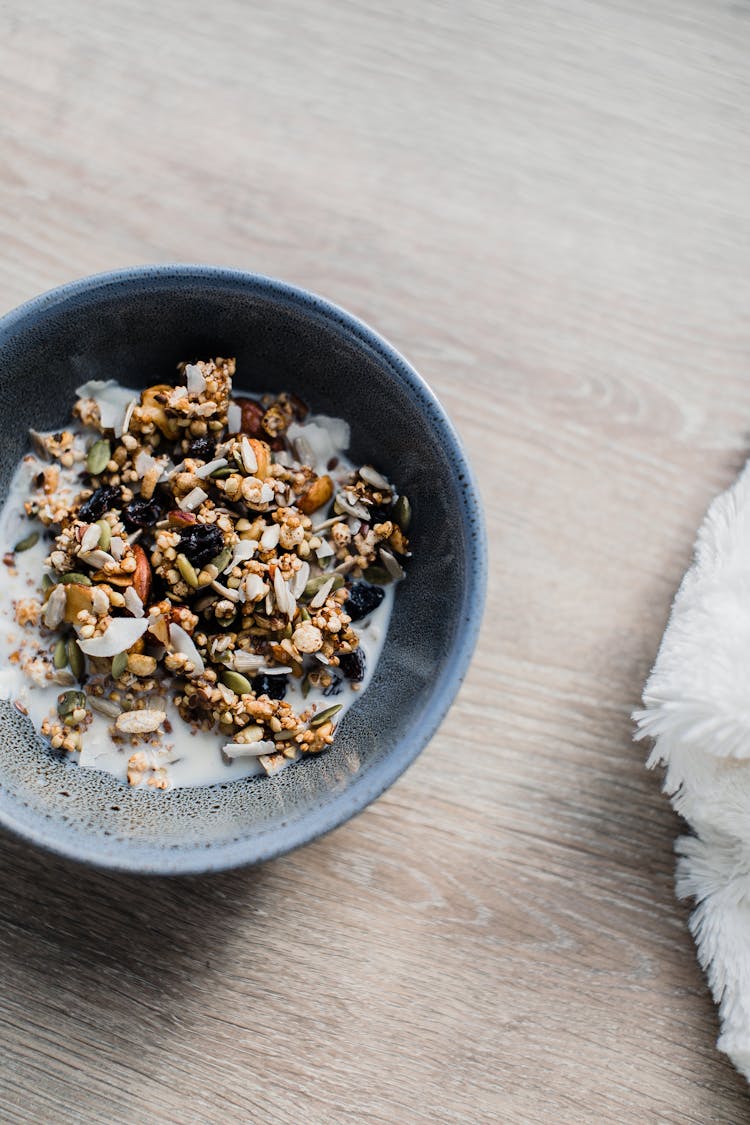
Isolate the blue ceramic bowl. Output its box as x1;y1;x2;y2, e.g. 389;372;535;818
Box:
0;266;486;874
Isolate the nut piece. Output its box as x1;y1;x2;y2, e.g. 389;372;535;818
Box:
62;583;97;624
247;438;271;480
139;385;180;439
131;544;152;602
115;709;166;734
298;475;333;515
237;398;265;436
127;653;157;677
292;622;323;653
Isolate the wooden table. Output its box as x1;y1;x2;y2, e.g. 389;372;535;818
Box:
1;1;749;1120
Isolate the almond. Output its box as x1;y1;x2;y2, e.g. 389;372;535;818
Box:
298;474;334;514
167;509;197;528
131;544;152;603
237;398;264;437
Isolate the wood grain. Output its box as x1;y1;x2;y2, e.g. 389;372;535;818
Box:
1;0;750;1120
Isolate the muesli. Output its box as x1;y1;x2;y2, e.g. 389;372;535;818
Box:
0;358;410;789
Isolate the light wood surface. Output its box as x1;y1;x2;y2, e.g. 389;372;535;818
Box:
1;1;750;1121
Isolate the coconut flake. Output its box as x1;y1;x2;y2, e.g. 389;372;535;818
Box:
210;579;241;603
287;416;350;471
232;650;265;673
75;380;134;435
359;464;391;490
178;486;208;512
168;385;188;407
229;539;258;571
134;450;158;478
43;585;67;629
240;436;257;474
316;539;335;561
260;483;275;504
109;536;126;561
168;622;205;675
194;458;228;479
227;402;242;433
222;740;276;760
122;399;136;435
124;586;144;618
77;617;149;658
184;364;206;394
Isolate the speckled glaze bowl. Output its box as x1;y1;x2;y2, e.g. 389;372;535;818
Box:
0;266;486;874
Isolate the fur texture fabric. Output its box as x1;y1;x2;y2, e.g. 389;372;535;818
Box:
635;461;750;1081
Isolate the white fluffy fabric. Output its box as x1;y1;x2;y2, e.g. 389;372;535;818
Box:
635;461;750;1081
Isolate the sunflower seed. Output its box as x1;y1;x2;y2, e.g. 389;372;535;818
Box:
291;561;310;599
240;435;257;474
176;553;200;588
210;579;241;602
393;494;411;531
89;696;122;719
310;704;343;728
312;515;340;533
43;584;67;628
309;575;336;609
358;464;391;490
111;651;128;679
53;637;68;669
379;546;406;581
57;690;86;718
14;530;39;552
80;524;101;553
61;572;92;586
86;439;111;476
334;494;370;520
260;523;281;551
67;638;85;680
221;670;253;695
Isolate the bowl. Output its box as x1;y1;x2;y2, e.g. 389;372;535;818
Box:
0;266;486;874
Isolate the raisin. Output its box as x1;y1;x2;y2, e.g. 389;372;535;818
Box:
122;497;162;530
339;648;366;682
78;485;122;522
251;673;288;700
344;582;385;622
187;435;215;462
178;523;224;567
322;675;344;697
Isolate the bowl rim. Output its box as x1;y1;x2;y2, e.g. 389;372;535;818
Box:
0;264;488;875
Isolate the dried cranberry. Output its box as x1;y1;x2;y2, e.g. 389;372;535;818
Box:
187;435;215;462
251;673;288;700
339;649;366;682
344;582;385;621
78;485;122;522
122;497;162;530
178;523;224;567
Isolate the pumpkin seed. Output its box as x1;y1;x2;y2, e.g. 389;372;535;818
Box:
300;607;311;622
176;553;199;588
210;547;233;574
210;466;234;479
393;494;411;532
310;704;343;728
53;637;68;669
301;674;311;698
41;574;54;592
303;572;344;599
221;669;253;695
362;565;392;585
14;530;39;552
96;519;111;551
111;651;128;679
86;438;111;476
61;572;92;586
57;690;86;718
67;637;85;680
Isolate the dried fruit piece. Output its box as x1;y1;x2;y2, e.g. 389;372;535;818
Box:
250;673;288;700
339;648;366;682
345;582;386;621
237;398;265;437
122;497;162;530
178;523;224;567
78;485;121;522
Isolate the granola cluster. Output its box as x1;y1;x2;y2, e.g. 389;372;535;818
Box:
9;358;411;788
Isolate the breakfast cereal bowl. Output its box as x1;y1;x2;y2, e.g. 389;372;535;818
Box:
0;266;486;874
